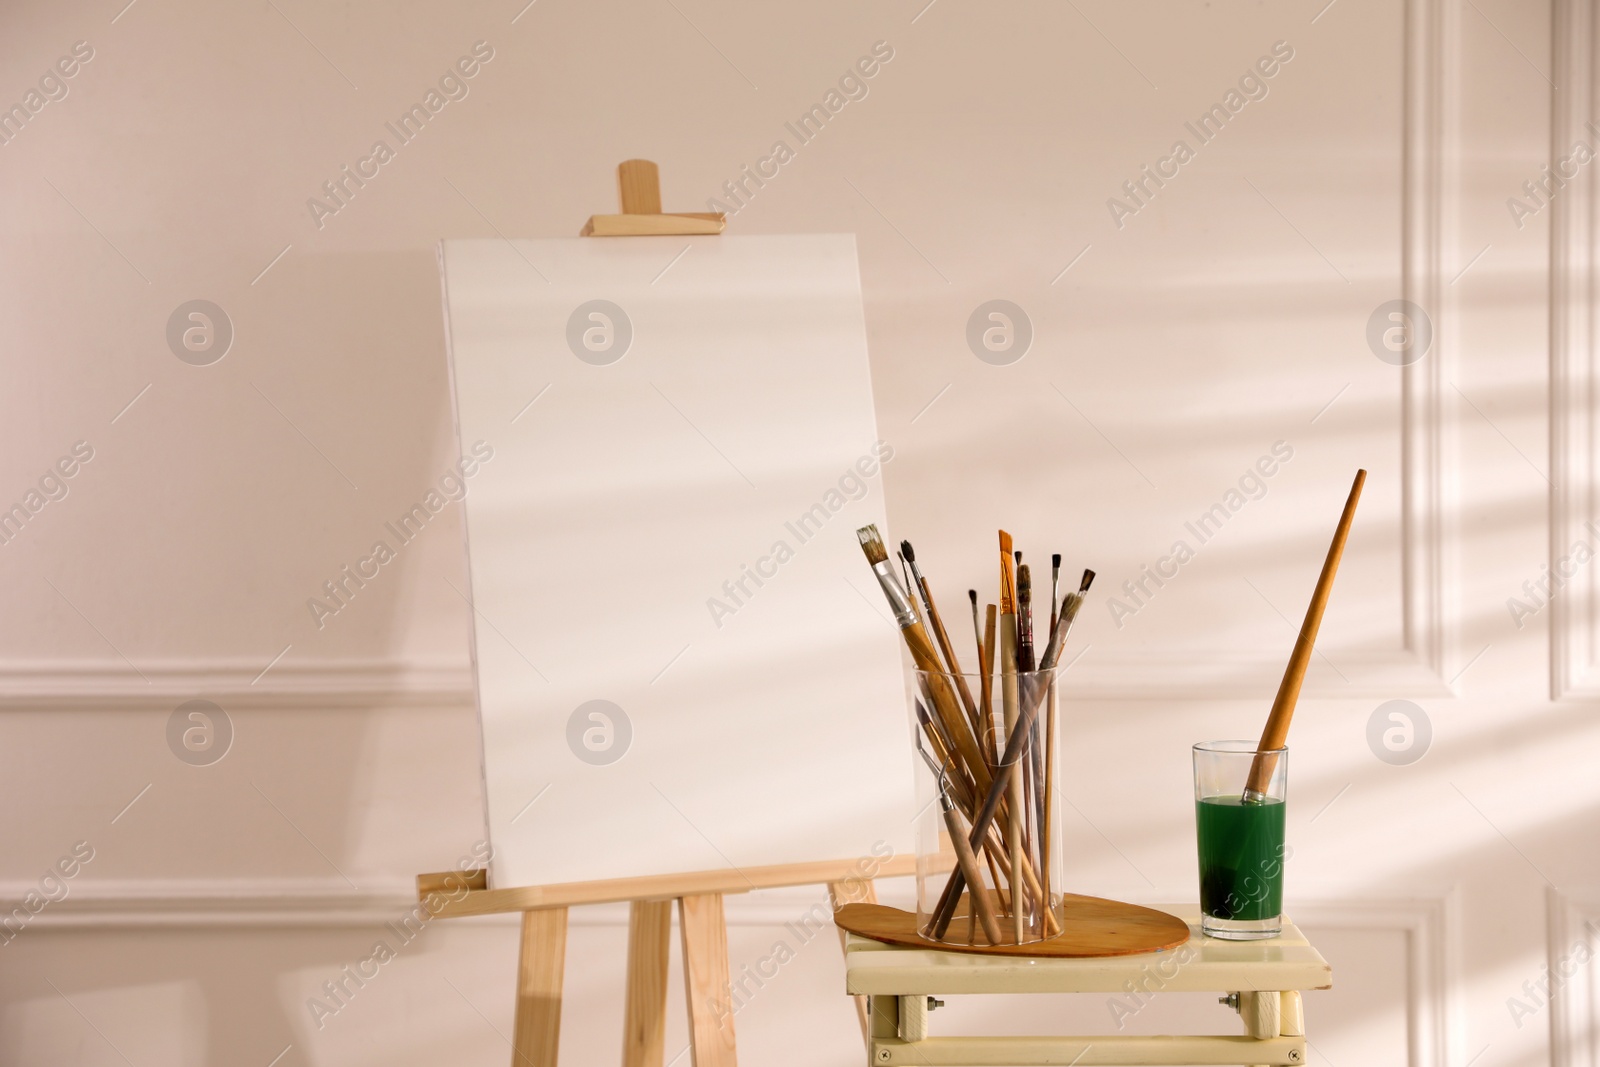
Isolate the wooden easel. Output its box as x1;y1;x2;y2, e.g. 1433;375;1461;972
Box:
424;162;906;1064
417;855;913;1066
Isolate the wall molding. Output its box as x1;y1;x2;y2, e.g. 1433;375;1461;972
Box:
1067;0;1459;701
6;880;1460;1067
1402;0;1460;696
0;0;1461;713
1551;0;1600;699
1549;887;1600;1067
0;659;474;710
1289;894;1460;1067
5;880;1462;1067
1061;649;1453;700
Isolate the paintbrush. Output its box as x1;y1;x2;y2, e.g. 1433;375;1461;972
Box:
997;532;1025;942
915;699;1017;912
904;540;985;758
1016;562;1043;880
1050;554;1061;637
1017;564;1035;671
1244;470;1366;800
982;604;998;760
1039;569;1095;670
857;526;992;792
897;550;920;621
938;766;1003;945
1037;564;1084;923
968;590;983;671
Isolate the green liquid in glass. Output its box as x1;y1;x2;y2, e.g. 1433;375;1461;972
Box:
1195;795;1286;922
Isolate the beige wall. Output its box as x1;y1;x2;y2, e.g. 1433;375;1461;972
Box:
0;0;1584;1064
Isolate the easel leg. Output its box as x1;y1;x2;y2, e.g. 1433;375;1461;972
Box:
622;899;672;1067
827;878;879;1047
511;908;568;1067
678;893;738;1067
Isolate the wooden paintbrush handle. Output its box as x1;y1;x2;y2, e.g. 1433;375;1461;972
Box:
904;621;993;793
1246;469;1366;796
942;803;1003;944
921;579;985;749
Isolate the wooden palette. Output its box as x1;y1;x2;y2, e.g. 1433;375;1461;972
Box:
835;896;1191;958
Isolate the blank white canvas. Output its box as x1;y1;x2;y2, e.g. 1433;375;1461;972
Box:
440;234;916;890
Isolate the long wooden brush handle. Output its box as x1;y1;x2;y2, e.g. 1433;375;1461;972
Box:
1245;469;1366;796
981;605;998;758
942;801;1003;944
904;620;993;793
920;578;986;759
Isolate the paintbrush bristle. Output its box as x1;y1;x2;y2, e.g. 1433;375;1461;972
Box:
1018;564;1031;598
1052;553;1061;570
968;589;977;606
856;524;888;565
999;530;1013;555
900;539;916;563
1080;569;1095;592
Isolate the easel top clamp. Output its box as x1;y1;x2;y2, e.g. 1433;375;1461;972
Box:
418;161;906;1067
579;159;725;236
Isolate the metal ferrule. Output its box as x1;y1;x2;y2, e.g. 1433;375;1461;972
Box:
871;560;918;627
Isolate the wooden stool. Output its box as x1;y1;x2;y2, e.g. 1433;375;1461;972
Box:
843;908;1331;1066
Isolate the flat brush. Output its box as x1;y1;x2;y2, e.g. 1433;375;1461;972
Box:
857;526;992;792
858;525;917;625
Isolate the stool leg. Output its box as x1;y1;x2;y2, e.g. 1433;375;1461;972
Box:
866;995;899;1066
1239;989;1281;1067
1240;990;1282;1038
1281;990;1305;1036
897;995;929;1041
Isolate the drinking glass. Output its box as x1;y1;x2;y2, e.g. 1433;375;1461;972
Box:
1193;739;1288;940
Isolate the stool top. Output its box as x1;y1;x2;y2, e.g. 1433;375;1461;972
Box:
844;908;1332;995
